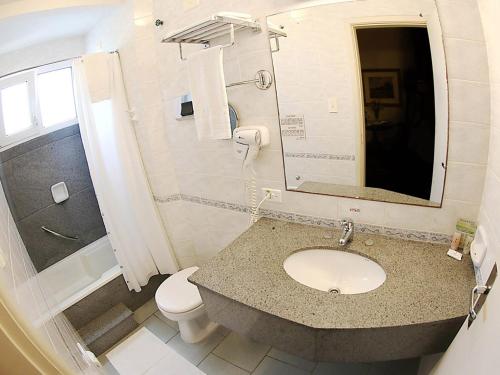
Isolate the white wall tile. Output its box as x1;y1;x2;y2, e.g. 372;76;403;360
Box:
448;122;490;164
448;79;490;124
436;0;485;41
443;162;486;203
444;38;489;82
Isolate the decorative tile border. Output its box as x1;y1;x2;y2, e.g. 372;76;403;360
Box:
154;194;451;245
383;228;429;242
356;223;383;236
153;194;181;203
284;152;355;161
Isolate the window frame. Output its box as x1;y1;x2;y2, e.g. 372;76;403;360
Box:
0;60;78;150
0;70;40;147
36;60;78;132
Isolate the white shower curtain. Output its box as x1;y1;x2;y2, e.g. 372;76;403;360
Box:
72;52;178;292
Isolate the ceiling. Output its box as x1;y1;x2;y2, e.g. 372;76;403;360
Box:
0;3;120;54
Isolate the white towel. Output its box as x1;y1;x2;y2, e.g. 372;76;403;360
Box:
187;46;231;140
81;53;111;103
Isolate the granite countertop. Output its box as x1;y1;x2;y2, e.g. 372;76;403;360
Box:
189;218;475;330
297;181;441;207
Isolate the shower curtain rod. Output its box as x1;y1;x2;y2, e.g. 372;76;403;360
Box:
0;50;119;80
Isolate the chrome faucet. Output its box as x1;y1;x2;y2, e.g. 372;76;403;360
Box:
338;219;354;246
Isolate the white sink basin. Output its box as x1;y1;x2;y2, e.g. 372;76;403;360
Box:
283;249;386;294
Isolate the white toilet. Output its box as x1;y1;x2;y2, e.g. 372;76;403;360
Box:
155;266;218;343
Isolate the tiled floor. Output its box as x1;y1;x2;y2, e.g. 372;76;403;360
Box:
99;299;420;375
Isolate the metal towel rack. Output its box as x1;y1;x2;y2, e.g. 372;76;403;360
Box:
41;226;79;241
161;14;261;60
161;13;287;57
161;14;277;90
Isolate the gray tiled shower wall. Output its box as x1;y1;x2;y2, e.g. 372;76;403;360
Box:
0;124;106;272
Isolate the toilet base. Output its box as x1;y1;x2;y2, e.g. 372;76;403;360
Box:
179;315;219;343
158;305;219;344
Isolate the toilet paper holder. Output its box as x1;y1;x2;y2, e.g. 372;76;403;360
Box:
468;264;497;327
469;284;491;324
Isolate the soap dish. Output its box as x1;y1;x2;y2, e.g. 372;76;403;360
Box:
51;182;69;204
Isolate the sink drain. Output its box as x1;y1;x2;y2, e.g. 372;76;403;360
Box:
328;287;341;294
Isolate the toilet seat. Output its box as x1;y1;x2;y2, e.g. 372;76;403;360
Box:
155;266;202;314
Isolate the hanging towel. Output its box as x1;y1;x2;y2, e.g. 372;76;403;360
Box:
81;53;111;103
187;46;231;140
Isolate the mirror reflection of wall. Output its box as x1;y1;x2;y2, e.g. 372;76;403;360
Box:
270;0;447;207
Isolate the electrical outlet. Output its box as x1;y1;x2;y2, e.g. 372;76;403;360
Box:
262;188;282;203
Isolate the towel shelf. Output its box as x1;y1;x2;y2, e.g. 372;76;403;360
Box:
162;13;287;60
162;14;261;60
162;14;261;45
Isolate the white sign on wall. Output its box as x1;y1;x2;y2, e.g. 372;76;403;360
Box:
280;114;306;140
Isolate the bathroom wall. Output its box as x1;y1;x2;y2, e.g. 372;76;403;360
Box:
85;0;490;268
0;125;107;271
0;35;86;77
425;0;500;374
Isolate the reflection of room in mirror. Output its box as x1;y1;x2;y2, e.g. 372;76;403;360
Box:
269;0;447;207
358;27;435;202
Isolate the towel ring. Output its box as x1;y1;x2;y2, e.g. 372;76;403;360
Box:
226;70;273;90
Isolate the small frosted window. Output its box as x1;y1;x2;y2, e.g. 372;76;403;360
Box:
1;82;33;136
38;68;76;128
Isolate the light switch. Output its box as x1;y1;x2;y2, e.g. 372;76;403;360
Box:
183;0;200;10
328;97;338;113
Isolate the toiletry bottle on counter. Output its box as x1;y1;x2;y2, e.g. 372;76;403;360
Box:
462;235;474;255
455;218;477;254
450;232;461;251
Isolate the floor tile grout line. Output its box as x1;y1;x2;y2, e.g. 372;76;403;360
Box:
310;361;320;374
164;331;179;344
249;346;273;374
197;329;246;369
195;343;215;367
191;328;231;367
263;354;316;374
137;307;159;324
139;349;173;375
209;352;251;373
153;310;180;332
210;328;229;354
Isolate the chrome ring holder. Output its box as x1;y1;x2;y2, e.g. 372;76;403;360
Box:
468;284;492;324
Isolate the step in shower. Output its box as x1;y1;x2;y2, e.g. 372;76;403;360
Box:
78;303;138;356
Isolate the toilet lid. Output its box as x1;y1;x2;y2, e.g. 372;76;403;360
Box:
155;267;202;314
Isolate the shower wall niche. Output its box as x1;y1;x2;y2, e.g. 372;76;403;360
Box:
0;124;106;271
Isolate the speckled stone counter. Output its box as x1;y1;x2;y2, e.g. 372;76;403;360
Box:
297;181;440;207
189;218;476;362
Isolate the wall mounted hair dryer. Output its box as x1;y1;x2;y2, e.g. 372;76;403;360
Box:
233;126;270;165
233;126;271;223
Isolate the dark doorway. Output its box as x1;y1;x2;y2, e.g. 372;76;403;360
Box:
357;27;435;200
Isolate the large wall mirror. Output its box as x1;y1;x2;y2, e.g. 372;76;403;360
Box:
269;0;448;207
